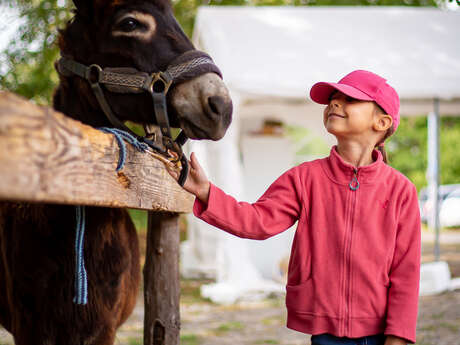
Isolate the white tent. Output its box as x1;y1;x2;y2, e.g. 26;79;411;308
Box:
194;6;460;101
182;6;460;303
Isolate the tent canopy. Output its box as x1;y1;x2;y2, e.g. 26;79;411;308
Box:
194;7;460;100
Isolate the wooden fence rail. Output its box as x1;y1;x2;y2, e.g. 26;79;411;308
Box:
0;91;193;213
0;91;194;345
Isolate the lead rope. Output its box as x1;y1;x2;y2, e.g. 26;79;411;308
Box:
98;127;150;171
73;127;153;305
74;205;87;305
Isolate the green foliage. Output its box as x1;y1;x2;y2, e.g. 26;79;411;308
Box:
1;0;436;104
285;124;330;163
0;0;74;104
127;209;148;232
388;116;460;192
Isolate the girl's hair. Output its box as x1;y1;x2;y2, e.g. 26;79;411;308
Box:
374;103;395;164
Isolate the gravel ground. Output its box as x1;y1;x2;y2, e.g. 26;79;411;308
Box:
1;231;459;345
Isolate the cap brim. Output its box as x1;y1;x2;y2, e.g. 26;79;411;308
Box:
309;82;374;104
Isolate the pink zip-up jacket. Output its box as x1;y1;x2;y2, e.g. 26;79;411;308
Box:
194;146;421;343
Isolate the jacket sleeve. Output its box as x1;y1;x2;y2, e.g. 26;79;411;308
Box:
384;184;421;344
193;166;302;240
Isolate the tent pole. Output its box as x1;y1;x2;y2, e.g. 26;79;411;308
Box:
427;98;440;261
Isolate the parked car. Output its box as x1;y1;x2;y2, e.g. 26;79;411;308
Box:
439;188;460;228
419;184;460;226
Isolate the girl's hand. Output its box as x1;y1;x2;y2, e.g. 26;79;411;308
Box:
166;152;210;203
384;335;407;345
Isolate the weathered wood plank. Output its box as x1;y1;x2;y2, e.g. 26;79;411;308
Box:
144;212;181;345
0;91;194;213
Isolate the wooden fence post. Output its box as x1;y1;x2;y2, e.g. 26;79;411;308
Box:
144;211;181;345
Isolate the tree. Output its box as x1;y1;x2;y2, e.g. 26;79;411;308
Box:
0;0;73;104
3;0;456;195
388;116;460;192
1;0;436;104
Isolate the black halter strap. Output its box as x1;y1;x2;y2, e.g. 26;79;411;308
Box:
57;50;222;186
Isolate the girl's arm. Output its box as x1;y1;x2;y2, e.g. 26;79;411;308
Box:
167;152;302;240
384;184;421;344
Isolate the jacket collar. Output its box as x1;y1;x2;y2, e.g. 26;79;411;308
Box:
322;145;384;185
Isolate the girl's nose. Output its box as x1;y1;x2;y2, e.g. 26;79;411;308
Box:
331;99;341;108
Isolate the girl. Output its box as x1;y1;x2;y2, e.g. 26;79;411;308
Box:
167;70;421;345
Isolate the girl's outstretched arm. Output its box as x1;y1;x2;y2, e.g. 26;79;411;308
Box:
166;152;210;203
167;151;302;240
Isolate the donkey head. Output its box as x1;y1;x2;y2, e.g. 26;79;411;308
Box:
55;0;232;140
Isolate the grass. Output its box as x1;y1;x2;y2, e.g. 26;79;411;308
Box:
214;321;244;334
127;337;142;345
253;340;280;344
125;334;200;345
439;321;460;332
180;278;214;305
180;334;200;345
261;316;284;326
431;311;445;319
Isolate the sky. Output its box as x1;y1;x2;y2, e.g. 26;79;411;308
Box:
0;6;21;76
0;6;20;50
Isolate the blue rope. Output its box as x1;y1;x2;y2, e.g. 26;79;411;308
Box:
74;205;87;305
73;128;150;305
98;127;149;171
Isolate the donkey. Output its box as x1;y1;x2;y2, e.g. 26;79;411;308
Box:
0;1;232;344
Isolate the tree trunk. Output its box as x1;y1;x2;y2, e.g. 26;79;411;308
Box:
144;212;181;345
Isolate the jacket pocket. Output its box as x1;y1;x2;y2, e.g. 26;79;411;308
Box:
286;277;314;312
286;276;340;317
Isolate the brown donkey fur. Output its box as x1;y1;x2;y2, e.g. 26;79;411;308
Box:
0;1;232;344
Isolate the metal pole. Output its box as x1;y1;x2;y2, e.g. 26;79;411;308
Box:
427;98;441;261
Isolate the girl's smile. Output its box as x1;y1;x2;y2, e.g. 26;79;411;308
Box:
327;112;346;119
323;90;378;140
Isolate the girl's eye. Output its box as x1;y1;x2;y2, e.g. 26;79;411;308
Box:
346;96;357;102
118;18;140;32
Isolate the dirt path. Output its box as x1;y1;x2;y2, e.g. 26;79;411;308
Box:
1;289;458;345
115;233;460;345
1;232;459;345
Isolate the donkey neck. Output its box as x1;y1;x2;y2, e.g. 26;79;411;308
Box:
53;77;114;128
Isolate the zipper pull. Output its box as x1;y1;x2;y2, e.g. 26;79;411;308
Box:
349;168;360;191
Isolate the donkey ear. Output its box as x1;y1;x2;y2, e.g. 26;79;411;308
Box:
72;0;93;19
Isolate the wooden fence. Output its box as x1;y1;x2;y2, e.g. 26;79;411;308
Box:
0;91;194;345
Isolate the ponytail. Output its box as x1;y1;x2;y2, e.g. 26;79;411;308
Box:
376;125;395;164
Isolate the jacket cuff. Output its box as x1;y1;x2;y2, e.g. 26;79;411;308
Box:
384;328;415;344
193;182;216;217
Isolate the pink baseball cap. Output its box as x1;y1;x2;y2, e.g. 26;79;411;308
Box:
310;70;400;130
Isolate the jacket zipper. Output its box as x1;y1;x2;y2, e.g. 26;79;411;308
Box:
344;168;359;334
349;168;360;191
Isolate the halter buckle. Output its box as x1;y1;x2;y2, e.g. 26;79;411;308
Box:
150;72;173;94
86;64;103;85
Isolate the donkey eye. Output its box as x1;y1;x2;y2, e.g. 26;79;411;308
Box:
118;18;140;32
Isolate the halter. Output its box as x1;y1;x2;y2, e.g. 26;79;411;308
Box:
57;50;222;186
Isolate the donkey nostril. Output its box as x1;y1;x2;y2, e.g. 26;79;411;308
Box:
207;96;225;116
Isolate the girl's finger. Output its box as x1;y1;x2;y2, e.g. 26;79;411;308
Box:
190;152;202;171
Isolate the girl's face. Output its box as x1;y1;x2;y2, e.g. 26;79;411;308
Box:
323;91;380;140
